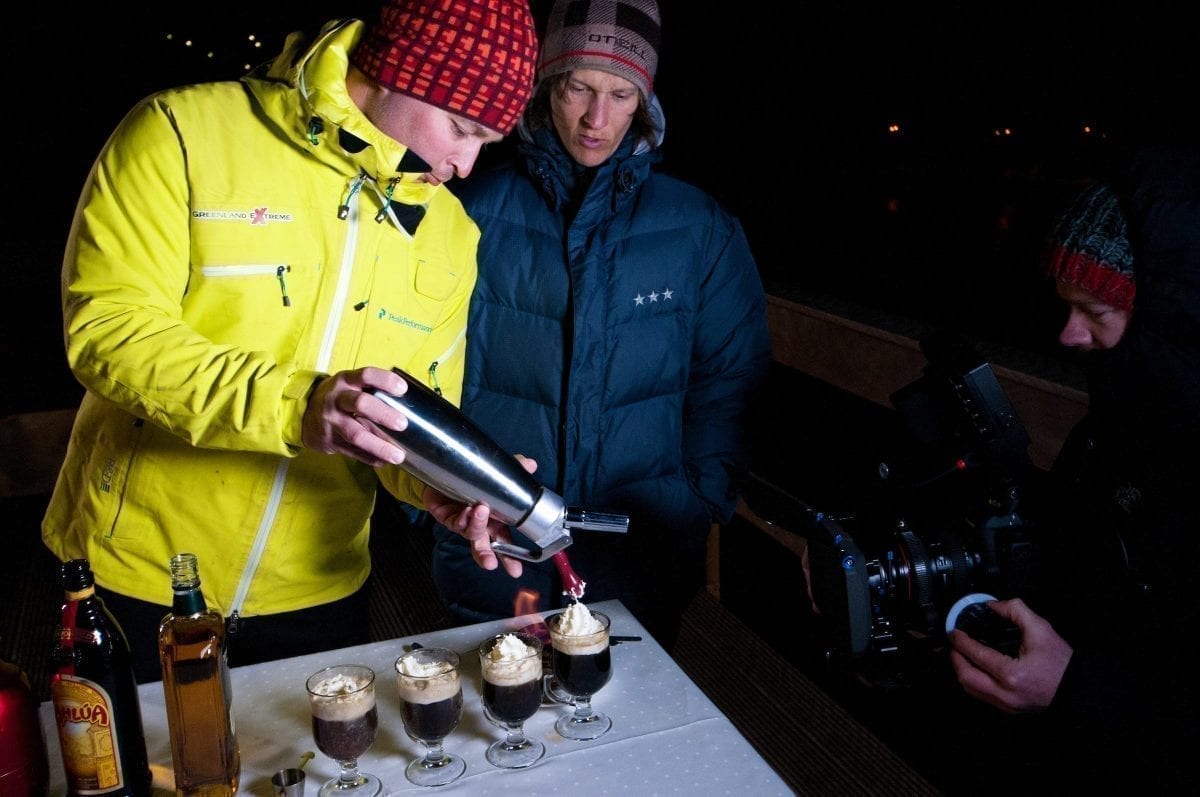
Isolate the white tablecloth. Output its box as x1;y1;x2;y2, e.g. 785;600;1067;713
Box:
41;599;792;795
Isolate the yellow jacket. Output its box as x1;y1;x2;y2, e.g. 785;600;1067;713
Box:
43;20;476;618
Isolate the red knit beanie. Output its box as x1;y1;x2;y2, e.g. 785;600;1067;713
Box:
351;0;538;136
1043;182;1136;312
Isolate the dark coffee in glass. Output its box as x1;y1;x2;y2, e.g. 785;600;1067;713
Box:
483;677;543;723
312;705;378;760
399;692;463;743
551;646;612;696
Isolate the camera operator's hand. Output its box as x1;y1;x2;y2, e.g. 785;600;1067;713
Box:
949;597;1073;714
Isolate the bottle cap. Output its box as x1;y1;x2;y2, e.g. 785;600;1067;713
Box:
169;552;201;590
60;558;94;592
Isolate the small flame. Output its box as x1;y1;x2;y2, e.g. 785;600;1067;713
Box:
512;587;551;670
513;587;541;621
512;588;548;637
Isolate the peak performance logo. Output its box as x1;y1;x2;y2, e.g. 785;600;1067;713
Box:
377;307;433;333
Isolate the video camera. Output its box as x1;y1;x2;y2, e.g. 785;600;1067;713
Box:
781;333;1039;686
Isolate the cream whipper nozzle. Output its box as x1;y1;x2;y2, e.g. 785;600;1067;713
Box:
368;368;629;563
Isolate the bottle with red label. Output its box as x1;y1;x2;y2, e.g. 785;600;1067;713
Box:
50;558;151;797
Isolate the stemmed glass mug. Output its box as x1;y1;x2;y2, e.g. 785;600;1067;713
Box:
305;664;383;797
547;609;613;740
395;647;466;787
478;632;546;768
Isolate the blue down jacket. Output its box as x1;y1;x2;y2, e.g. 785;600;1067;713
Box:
428;124;771;639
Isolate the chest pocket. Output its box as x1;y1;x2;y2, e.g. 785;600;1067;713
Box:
412;254;463;301
184;220;321;355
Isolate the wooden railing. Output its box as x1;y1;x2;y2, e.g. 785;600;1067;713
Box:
765;294;1087;472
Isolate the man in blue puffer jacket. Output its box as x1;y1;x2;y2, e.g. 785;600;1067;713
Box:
425;0;772;648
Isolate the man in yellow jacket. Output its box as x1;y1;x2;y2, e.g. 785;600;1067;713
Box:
43;0;538;681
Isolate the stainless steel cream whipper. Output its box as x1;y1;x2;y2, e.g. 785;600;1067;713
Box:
367;369;629;571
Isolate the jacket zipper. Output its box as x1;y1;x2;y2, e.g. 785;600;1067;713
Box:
428;330;466;396
200;263;291;306
317;185;364;369
229;185;364;629
365;179;414;239
227;458;289;635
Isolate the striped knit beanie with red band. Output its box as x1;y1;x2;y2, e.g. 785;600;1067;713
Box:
1043;182;1136;312
538;0;661;100
351;0;538;136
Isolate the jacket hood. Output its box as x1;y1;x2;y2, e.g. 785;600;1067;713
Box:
242;18;439;207
1088;144;1200;461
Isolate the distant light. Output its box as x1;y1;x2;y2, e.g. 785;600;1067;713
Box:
255;41;263;48
887;122;902;136
248;34;257;42
206;51;215;59
185;39;194;47
165;33;174;41
992;127;1013;137
1083;125;1093;135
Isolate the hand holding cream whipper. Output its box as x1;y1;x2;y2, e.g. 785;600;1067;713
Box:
369;368;628;596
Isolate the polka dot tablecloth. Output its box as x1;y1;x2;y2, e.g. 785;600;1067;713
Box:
41;600;792;795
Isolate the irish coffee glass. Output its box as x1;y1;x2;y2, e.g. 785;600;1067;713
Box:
478;632;546;768
547;610;613;741
305;664;382;797
395;647;466;786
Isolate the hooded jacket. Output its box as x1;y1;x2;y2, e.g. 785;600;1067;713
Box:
428;117;771;633
43;19;477;619
1036;143;1200;787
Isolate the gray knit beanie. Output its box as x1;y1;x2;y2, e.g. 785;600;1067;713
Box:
537;0;661;99
1043;182;1136;312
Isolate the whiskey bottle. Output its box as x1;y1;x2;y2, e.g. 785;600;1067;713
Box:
158;553;240;796
50;558;151;797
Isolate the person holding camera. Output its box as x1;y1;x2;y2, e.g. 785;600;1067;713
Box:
948;144;1200;788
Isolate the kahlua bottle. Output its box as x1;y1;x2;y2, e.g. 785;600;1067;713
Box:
50;558;151;797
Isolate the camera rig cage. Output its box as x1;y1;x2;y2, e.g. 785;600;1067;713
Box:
765;332;1039;680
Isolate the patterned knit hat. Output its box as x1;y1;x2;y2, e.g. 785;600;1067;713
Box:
538;0;661;99
351;0;539;136
1043;182;1136;312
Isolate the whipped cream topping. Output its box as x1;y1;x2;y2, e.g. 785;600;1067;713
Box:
481;633;541;685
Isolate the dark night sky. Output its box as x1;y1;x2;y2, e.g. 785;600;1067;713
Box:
4;4;1194;415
